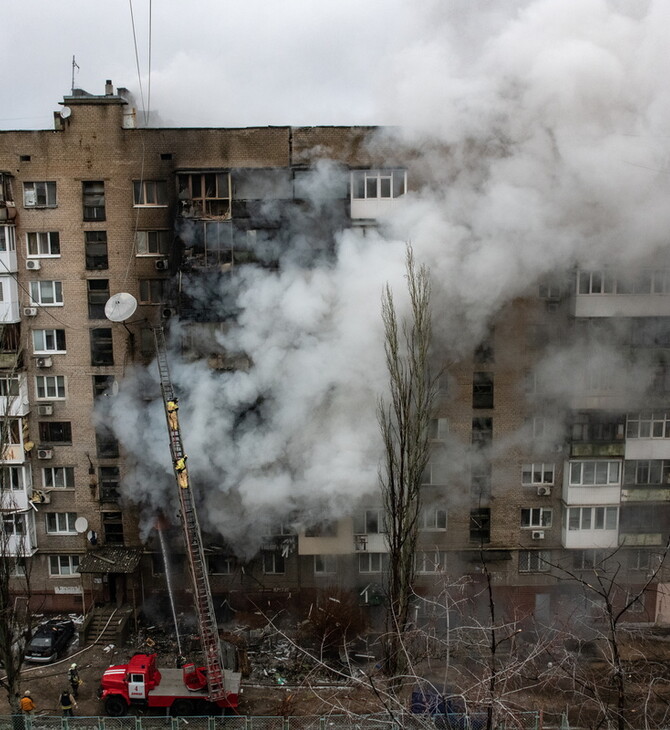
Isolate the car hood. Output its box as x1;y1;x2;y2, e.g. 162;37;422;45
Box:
101;664;127;691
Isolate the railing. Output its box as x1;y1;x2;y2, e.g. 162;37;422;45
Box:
0;711;541;730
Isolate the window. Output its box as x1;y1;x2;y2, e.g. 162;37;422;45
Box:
305;521;337;537
569;461;621;486
0;376;19;397
35;375;66;399
0;225;16;252
90;328;114;365
262;551;285;574
474;333;495;364
1;466;25;491
136;230;170;256
354;509;384;535
39;421;72;443
473;372;494;409
428;418;449;440
133;180;168;206
82;181;105;221
30;280;63;306
522;463;555;485
96;429;119;458
2;513;25;535
471;463;492;499
571;417;625;442
4;419;21;445
359;552;385;573
208;554;236;574
626;412;670;439
10;558;26;577
33;329;66;353
415;550;447;574
93;375;116;398
470;508;491;543
139;279;165;304
572;550;608;571
351;170;406;199
43;467;74;489
49;555;79;576
576;270;616;294
521;508;552;528
568;506;618;531
420;507;447;530
87;279;109;319
46;512;77;534
624;460;670;486
85;231;108;270
314;555;337;574
519;550;550;573
177;172;231;216
99;466;120;501
530;416;546;439
472;417;493;447
102;512;124;544
26;231;60;257
629;549;652;571
23;181;56;208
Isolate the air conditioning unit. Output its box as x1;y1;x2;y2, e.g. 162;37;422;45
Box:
35;356;53;368
531;530;545;540
26;259;41;270
37;447;53;460
537;486;552;497
37;403;54;416
23;307;38;317
154;259;169;271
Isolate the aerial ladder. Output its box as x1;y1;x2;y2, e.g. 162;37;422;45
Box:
152;326;228;702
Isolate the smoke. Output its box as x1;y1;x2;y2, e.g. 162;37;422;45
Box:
106;0;670;556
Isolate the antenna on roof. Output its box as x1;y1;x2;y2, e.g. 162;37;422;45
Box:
71;55;80;94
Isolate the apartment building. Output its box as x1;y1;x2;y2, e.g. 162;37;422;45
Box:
0;81;667;629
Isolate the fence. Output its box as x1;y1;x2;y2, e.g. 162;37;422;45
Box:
0;712;541;730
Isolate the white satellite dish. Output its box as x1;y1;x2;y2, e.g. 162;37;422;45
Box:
60;106;72;119
74;516;89;534
105;292;138;322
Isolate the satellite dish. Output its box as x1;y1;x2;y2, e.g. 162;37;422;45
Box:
105;292;138;322
60;106;72;119
74;517;89;534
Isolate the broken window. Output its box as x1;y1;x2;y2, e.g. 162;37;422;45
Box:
87;279;110;319
304;521;337;537
102;512;124;544
23;181;57;208
90;328;114;366
208;554;236;574
139;279;165;304
262;550;285;574
473;372;494;409
42;466;75;489
96;428;119;458
85;231;108;270
470;508;491;543
93;375;116;399
177;172;230;217
472;417;493;448
82;181;105;221
99;466;120;501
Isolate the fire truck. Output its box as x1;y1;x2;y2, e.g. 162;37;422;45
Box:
99;328;241;716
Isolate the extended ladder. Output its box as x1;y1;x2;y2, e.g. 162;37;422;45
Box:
153;327;228;702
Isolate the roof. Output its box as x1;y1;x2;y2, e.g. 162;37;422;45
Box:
77;547;143;574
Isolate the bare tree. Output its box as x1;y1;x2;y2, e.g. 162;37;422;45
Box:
378;245;438;682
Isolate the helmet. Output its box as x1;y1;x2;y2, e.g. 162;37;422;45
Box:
70;663;77;669
23;691;30;696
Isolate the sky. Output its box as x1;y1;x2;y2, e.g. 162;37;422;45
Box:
8;0;670;551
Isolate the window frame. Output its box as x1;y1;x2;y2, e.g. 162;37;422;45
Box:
38;421;72;444
33;329;66;354
23;181;57;208
351;169;406;200
415;550;447;574
133;180;168;207
29;280;63;306
26;231;60;258
420;507;447;531
85;231;109;270
519;550;550;573
522;463;555;486
358;552;384;574
262;550;285;575
49;555;80;576
313;554;337;574
569;460;621;487
135;230;170;256
82;180;106;221
45;512;77;534
520;507;553;528
35;374;66;400
42;466;75;489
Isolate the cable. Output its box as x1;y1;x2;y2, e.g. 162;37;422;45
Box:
128;0;147;126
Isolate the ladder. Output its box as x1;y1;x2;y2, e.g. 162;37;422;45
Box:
153;327;228;702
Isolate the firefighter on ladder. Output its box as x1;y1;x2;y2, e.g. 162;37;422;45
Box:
175;455;189;489
166;398;179;431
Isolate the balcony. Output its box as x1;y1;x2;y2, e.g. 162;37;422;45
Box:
0;225;17;272
572;269;670;318
0;275;20;323
620;532;663;546
353;533;387;552
1;510;37;556
621;488;670;502
563;460;622;505
350;170;406;222
0;375;30;417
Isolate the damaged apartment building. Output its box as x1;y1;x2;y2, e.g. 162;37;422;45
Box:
0;80;668;633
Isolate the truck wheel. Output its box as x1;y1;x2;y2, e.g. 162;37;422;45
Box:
105;696;128;717
171;699;195;716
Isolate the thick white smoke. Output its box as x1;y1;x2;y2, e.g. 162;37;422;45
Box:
107;0;670;555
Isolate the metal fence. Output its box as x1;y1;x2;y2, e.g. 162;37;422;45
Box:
0;712;541;730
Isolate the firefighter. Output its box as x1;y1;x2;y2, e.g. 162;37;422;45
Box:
59;688;77;717
175;456;189;489
166;399;179;431
68;663;81;699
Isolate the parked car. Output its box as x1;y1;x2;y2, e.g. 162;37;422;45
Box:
24;619;75;663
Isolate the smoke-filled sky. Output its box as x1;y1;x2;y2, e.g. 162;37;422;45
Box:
25;0;670;552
